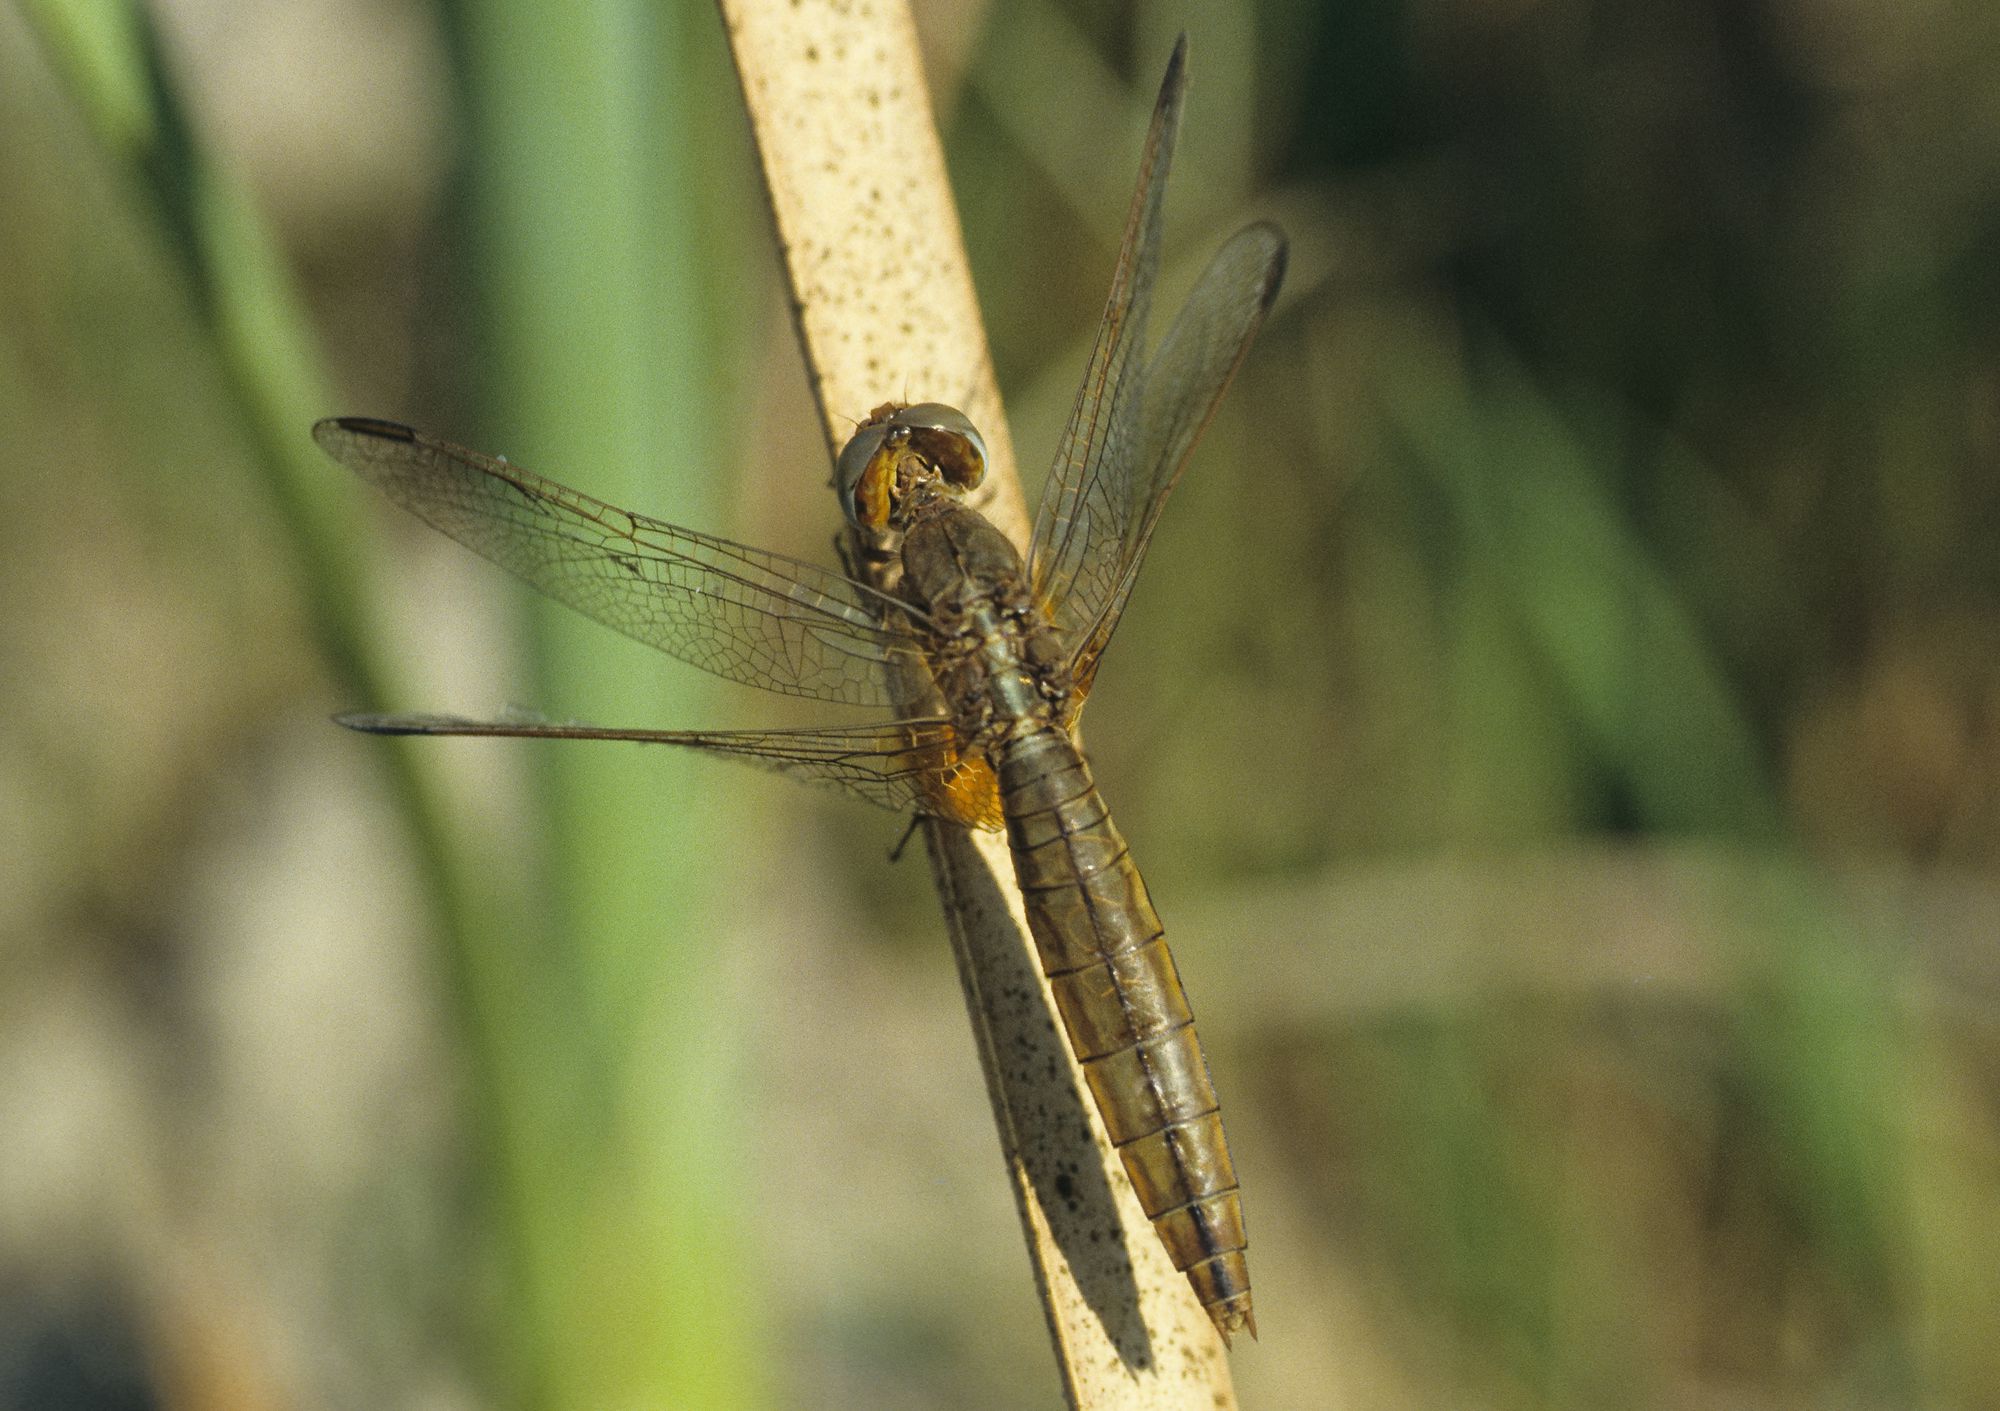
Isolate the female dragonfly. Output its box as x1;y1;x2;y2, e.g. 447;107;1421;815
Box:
317;40;1284;1342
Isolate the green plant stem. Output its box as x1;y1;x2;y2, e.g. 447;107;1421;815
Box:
20;3;575;1406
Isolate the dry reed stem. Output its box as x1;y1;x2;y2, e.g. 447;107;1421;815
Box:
716;2;1238;1403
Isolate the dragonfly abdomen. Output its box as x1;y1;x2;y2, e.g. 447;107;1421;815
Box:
996;726;1254;1341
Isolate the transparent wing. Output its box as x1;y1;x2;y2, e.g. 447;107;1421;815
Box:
1024;40;1286;704
1025;38;1184;643
1063;221;1286;701
335;712;1003;829
315;417;929;709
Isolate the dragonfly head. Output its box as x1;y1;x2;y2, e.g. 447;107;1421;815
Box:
837;402;988;531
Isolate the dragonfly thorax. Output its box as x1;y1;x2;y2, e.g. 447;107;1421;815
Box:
899;502;1073;747
836;401;988;531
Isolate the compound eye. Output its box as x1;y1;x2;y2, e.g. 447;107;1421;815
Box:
895;403;987;492
835;422;895;529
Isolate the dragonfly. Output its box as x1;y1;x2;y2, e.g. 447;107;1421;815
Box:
316;38;1284;1343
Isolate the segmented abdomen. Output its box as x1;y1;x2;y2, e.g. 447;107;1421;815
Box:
995;726;1253;1340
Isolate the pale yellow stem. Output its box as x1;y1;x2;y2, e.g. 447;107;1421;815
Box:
715;2;1239;1404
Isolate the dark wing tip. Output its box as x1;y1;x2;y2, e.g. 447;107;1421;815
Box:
313;416;418;450
1209;221;1289;319
1158;34;1189;115
1244;221;1289;312
333;711;439;735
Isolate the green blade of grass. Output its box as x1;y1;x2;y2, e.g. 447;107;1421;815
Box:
17;2;759;1405
435;1;761;1406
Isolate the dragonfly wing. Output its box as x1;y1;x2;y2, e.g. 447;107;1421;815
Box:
336;712;1003;829
1025;38;1182;647
315;417;929;709
1063;220;1286;703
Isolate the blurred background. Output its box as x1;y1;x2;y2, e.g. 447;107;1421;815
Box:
4;0;1999;1407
